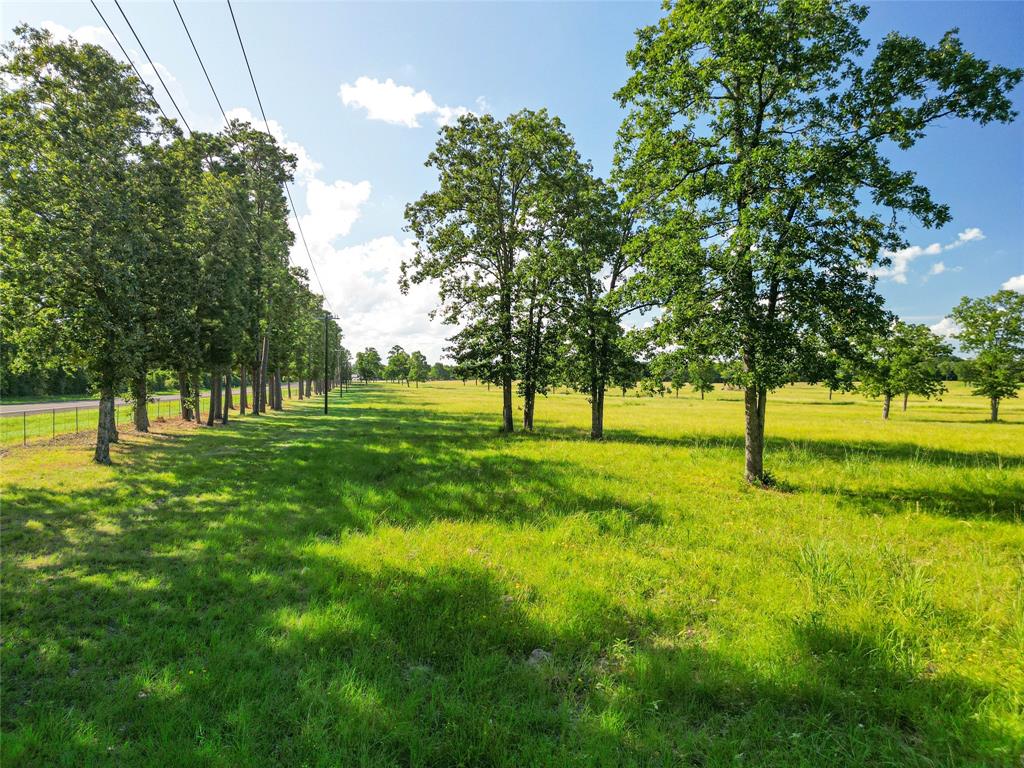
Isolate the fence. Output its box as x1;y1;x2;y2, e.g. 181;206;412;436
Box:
0;383;317;448
1;395;213;448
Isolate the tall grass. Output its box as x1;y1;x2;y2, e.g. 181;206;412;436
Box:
1;381;1021;766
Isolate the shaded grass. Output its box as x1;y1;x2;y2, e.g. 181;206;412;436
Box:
1;382;1022;767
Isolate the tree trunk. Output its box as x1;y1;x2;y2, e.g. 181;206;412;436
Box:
275;367;283;410
253;364;261;414
178;370;193;421
591;385;605;440
701;390;705;400
221;371;230;425
109;395;119;444
882;394;891;420
828;387;833;401
133;373;149;432
902;392;909;412
240;367;247;415
95;387;116;464
744;386;767;484
259;335;270;413
288;378;292;399
501;375;514;433
193;374;202;424
991;396;999;422
523;389;534;431
207;370;219;426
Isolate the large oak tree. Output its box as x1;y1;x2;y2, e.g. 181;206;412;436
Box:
1;27;163;462
403;110;584;433
614;0;1022;483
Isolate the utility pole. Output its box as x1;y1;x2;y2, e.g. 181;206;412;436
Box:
324;310;338;414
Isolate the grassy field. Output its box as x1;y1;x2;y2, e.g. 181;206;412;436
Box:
2;381;1022;767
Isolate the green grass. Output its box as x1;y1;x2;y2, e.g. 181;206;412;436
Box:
2;382;1022;767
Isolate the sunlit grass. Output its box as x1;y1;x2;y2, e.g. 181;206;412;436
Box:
2;381;1022;766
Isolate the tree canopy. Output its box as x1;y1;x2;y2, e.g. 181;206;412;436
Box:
613;0;1021;482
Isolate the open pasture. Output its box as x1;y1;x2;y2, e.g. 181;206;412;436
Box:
2;382;1022;767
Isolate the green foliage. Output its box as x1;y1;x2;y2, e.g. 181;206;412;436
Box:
951;290;1024;415
1;25;338;446
688;358;718;398
612;0;1022;479
408;351;429;386
385;345;411;383
403;109;589;430
355;347;383;382
0;25;162;395
858;321;952;407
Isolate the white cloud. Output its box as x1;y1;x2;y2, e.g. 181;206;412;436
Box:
1003;274;1024;293
947;227;985;249
870;242;941;284
338;76;476;128
300;179;371;245
40;20;113;48
302;236;450;360
930;317;959;339
871;228;985;284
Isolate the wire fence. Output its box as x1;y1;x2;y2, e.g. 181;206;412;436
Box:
0;395;216;448
0;382;329;448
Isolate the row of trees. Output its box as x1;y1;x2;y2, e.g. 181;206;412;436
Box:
1;27;343;462
644;295;1024;423
401;1;1023;483
362;290;1024;425
353;346;454;386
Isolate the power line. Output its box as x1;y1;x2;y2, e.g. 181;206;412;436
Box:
171;0;304;283
171;0;228;124
225;0;270;132
112;0;192;135
88;0;171;124
224;0;335;315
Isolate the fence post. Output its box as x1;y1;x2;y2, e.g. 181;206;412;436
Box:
23;412;26;446
52;409;55;441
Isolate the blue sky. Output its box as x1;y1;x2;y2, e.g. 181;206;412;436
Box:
3;1;1022;360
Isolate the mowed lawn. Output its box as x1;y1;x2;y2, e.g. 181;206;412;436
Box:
1;382;1022;767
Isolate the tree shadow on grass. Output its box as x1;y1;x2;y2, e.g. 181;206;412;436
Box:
522;423;1023;522
828;483;1024;522
537;425;1022;468
1;389;1019;765
3;533;1015;767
